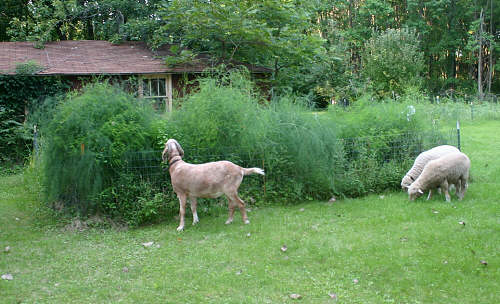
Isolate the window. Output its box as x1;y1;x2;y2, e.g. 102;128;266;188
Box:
139;74;172;112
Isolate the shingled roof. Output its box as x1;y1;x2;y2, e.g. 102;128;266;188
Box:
0;40;270;75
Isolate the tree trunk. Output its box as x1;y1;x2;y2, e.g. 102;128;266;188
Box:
487;0;493;94
478;8;483;100
449;0;456;87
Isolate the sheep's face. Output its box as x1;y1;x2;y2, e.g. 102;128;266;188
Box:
408;187;424;201
401;176;415;192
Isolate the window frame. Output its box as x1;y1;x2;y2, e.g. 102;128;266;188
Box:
138;74;173;112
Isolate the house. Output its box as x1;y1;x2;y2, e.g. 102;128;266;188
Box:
0;40;270;111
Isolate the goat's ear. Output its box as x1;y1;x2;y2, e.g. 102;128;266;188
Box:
174;140;184;157
161;143;169;162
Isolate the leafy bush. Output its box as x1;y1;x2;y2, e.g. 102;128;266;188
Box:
96;173;176;227
40;83;163;220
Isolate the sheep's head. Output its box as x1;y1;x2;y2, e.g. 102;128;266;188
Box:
408;187;424;201
401;176;415;192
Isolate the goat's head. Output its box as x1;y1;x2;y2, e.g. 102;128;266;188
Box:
162;139;184;162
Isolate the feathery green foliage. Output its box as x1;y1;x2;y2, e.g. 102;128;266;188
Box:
40;83;161;216
327;97;447;196
165;72;449;203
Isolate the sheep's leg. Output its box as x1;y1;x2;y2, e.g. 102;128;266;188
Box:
426;189;433;200
190;196;199;225
458;178;468;200
454;184;461;200
225;197;236;225
441;180;451;202
177;193;188;231
227;192;249;224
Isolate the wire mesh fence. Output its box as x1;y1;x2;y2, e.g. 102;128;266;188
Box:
117;127;459;191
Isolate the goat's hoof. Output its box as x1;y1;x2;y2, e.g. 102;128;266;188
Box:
192;220;199;226
225;219;233;225
176;226;184;232
244;219;250;225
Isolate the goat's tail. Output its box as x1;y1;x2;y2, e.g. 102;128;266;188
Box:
243;167;265;176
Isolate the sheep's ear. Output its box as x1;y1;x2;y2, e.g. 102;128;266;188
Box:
418;189;424;194
174;140;184;157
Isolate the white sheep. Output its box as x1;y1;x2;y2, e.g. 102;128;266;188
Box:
401;145;460;191
408;152;470;202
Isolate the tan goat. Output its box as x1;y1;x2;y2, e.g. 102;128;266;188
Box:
162;139;265;231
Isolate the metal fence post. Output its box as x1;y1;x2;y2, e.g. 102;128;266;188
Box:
457;120;461;151
33;124;39;161
262;158;266;197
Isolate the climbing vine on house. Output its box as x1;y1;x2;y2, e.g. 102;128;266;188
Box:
0;61;69;163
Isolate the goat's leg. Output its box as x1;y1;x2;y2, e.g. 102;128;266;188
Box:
190;196;199;225
225;197;236;225
227;192;249;224
177;193;187;231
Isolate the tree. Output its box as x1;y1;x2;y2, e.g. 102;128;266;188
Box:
3;0;498;96
0;0;30;41
151;0;327;99
7;0;161;45
362;28;424;97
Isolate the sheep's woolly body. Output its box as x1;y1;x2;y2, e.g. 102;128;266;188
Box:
408;152;470;201
401;145;460;189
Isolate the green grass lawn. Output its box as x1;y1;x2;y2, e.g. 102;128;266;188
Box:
1;120;500;303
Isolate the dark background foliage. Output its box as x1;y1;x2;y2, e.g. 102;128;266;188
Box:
0;62;69;163
2;0;498;102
